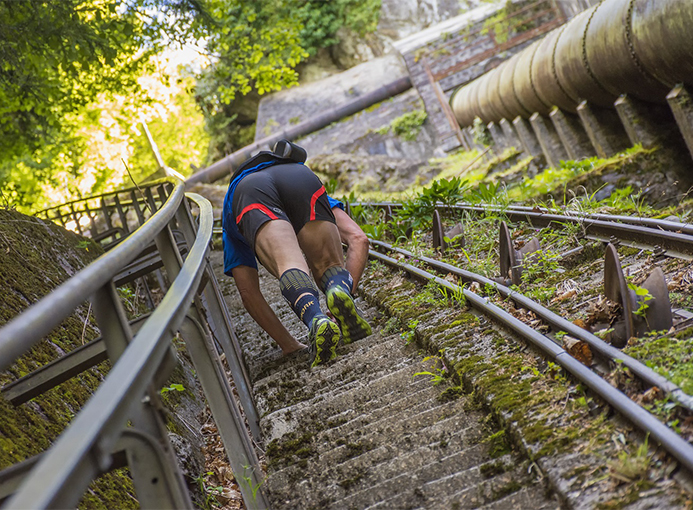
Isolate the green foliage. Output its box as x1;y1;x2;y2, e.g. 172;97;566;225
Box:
1;0;384;211
420;176;468;208
161;383;186;394
195;0;381;156
627;282;652;318
624;330;693;395
472;117;492;146
390;110;428;141
376;110;428;141
401;319;419;345
414;355;447;385
201;1;308;100
0;0;163;163
608;435;651;483
520;249;562;284
0;1;212;212
293;0;381;57
361;223;387;241
324;177;339;196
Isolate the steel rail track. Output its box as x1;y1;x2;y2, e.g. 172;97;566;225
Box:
367;247;693;476
370;239;693;411
356;201;693;259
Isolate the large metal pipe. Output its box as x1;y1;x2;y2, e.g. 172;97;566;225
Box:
187;76;412;185
631;0;693;89
497;52;531;119
513;40;551;116
450;0;693;128
586;0;668;100
532;24;576;112
554;5;616;108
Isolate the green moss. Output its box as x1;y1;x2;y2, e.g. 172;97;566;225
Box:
266;432;315;469
360;262;616;478
623;334;693;395
483;430;511;458
479;460;507;478
439;386;464;402
0;210;136;507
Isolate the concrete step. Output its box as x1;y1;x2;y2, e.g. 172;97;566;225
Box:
428;462;546;510
266;405;484;507
341;442;492;509
475;484;558;510
259;364;435;441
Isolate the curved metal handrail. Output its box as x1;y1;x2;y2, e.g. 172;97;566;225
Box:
0;180;267;509
4;191;211;507
37;177;174;218
0;179;185;370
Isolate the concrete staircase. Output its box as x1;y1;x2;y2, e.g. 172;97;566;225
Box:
212;254;558;509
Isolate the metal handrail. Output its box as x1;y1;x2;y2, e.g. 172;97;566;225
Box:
0;179;268;508
0;178;184;370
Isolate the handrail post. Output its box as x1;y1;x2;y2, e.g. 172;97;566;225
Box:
90;282;192;509
155;197;268;508
181;316;269;509
174;200;260;437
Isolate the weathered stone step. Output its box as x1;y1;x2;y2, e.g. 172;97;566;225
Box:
256;357;418;418
428;462;545;510
266;401;480;504
259;360;431;423
339;442;491;509
475;484;557;509
320;392;472;454
255;335;410;394
261;374;434;443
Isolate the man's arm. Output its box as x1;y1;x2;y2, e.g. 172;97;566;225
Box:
231;265;307;354
333;207;369;293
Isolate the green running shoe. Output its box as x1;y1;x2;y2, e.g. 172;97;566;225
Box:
308;315;341;367
326;286;372;344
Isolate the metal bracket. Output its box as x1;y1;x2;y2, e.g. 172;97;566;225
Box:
432;210;447;252
499;221;541;285
603;243;673;347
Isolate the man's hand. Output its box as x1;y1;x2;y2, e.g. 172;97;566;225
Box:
231;265;307;354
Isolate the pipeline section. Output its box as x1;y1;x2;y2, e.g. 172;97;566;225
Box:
450;0;693;126
187;76;412;186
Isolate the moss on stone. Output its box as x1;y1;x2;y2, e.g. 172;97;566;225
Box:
0;210;137;507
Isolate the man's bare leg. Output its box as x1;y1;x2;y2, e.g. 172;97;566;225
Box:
254;220;313;277
297;220;372;343
254;219;340;366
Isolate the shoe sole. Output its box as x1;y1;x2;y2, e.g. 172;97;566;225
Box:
311;319;341;367
326;287;372;344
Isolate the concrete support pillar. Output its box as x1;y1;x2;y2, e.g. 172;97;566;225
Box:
576;100;630;158
499;118;521;150
530;113;569;168
614;95;674;149
667;84;693;161
487;122;507;150
513;116;544;158
461;128;476;151
549;107;595;161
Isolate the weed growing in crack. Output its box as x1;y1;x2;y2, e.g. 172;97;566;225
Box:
401;320;419;345
414;355;448;385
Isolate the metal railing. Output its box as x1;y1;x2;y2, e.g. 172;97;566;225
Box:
0;176;268;508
